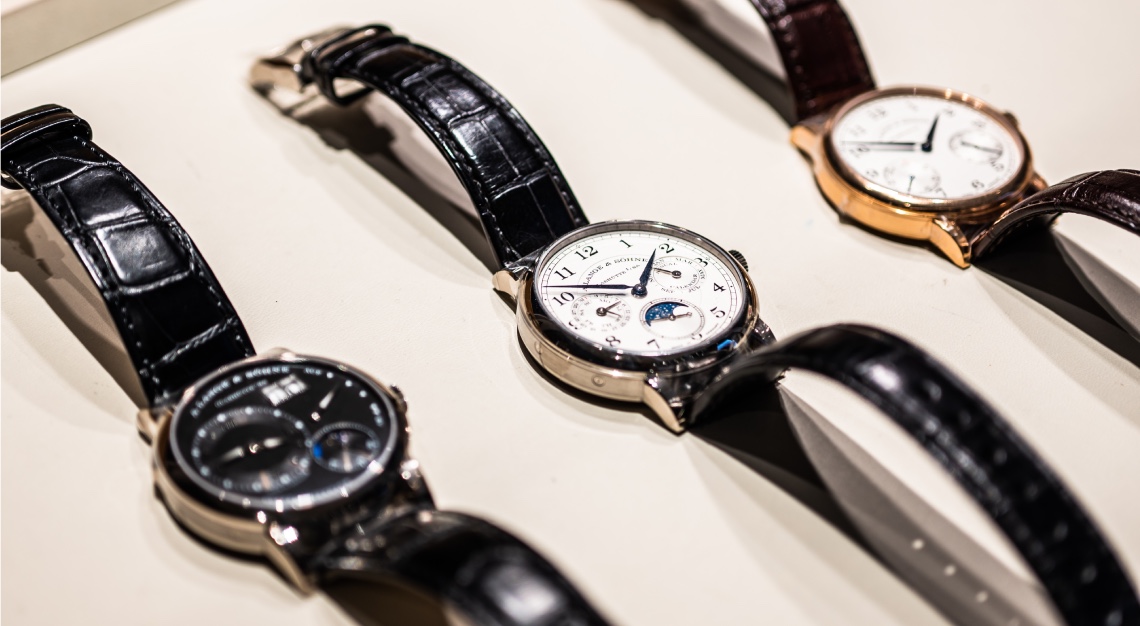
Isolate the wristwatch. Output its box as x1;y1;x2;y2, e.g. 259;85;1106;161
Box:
745;0;1140;268
0;104;610;626
250;25;1138;626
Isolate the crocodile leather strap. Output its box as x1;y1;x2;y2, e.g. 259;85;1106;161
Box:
693;324;1137;626
302;25;588;268
749;0;875;122
1;105;255;407
970;169;1140;259
316;508;610;626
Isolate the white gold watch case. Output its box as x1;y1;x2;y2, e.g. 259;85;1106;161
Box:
791;86;1048;268
138;349;418;593
493;220;772;434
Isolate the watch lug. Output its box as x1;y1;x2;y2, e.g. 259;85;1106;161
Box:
492;268;521;302
136;406;171;444
1002;110;1020;128
494;253;537;302
790;114;827;155
398;458;432;504
261;347;295;359
1028;171;1047;194
263;525;316;594
930;216;971;269
642;382;687;434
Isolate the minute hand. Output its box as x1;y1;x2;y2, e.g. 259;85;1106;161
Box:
547;284;638;290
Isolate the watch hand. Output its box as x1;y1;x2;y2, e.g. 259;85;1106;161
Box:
632;249;657;298
548;284;637;290
666;312;693;321
215;436;288;467
920;115;940;153
960;140;1001;154
653;267;683;278
318;387;338;410
843;141;919;152
595;301;623;318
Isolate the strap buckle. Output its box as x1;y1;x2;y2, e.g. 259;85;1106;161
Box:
248;25;391;112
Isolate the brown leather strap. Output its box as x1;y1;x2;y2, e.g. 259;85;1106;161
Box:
749;0;875;122
970;169;1140;259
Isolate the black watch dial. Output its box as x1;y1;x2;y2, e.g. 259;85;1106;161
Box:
167;357;402;512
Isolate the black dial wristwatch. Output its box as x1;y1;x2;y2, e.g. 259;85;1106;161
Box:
748;0;1140;268
0;103;610;626
250;25;1138;626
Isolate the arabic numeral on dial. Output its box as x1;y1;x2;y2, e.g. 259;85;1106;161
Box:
713;283;725;292
971;179;984;190
619;239;632;248
993;162;1006;172
646;338;658;348
552;292;574;306
553;266;576;280
865;168;879;179
659;243;675;253
574;246;598;260
605;336;621;346
694;257;708;266
868;107;886;120
710;306;726;318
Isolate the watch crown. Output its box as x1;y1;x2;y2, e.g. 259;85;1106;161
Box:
728;249;749;271
389;384;408;412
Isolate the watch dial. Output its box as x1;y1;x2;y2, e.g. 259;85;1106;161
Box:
534;222;747;357
830;93;1023;204
168;359;400;512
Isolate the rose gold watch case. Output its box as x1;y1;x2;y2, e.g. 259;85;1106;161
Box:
790;86;1046;268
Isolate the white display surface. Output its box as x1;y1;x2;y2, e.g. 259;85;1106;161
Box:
2;1;1139;625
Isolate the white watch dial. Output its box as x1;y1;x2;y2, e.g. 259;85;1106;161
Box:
535;223;746;357
830;93;1023;203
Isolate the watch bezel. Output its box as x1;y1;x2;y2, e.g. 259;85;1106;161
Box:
517;220;761;404
153;351;410;556
823;86;1034;214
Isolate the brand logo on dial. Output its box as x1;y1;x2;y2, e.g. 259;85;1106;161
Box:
535;222;745;357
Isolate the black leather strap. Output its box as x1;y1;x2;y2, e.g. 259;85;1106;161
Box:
693;324;1137;626
1;104;255;407
969;169;1140;259
303;25;588;268
316;507;610;626
749;0;876;122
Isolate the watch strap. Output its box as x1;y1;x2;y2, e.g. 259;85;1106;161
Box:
316;507;610;626
970;169;1140;259
1;104;255;407
694;324;1138;626
302;25;587;268
749;0;875;121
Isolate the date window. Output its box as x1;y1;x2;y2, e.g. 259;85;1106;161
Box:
261;374;307;406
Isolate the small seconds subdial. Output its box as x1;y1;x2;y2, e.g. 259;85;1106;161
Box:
569;293;631;332
535;221;745;357
830;92;1023;204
